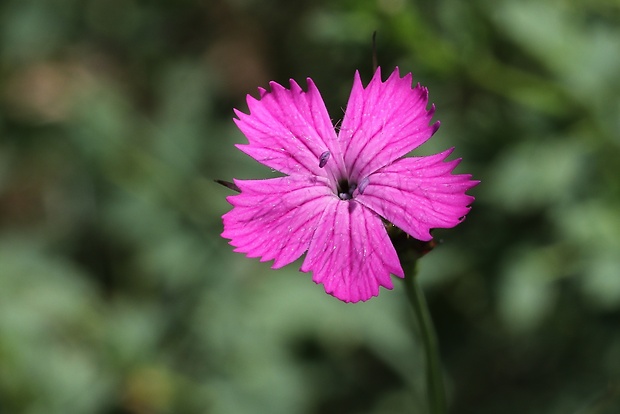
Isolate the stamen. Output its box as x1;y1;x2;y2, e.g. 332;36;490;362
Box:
339;192;352;200
318;151;330;168
358;177;370;194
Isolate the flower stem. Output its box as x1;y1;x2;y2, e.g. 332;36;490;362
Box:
404;271;447;414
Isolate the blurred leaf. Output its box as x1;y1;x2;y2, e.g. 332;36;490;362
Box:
0;241;111;414
486;137;588;211
497;246;563;332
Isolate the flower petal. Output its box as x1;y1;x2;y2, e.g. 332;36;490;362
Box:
338;67;439;182
356;149;478;241
234;79;346;184
300;200;404;303
222;176;333;269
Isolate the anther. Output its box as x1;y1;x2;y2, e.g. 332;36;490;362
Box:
358;177;370;194
318;151;330;168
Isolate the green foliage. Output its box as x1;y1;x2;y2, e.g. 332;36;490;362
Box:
1;0;620;413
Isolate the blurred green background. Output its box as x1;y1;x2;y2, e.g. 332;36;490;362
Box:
1;0;620;413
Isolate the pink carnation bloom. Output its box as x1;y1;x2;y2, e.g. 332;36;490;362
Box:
222;67;477;303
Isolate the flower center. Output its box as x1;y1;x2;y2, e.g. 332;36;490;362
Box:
318;152;370;201
337;179;357;200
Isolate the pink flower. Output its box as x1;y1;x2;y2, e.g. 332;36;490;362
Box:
222;67;478;303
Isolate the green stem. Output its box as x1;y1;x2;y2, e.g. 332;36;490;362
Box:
404;271;447;414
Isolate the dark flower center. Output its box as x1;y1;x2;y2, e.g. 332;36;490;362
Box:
337;179;357;200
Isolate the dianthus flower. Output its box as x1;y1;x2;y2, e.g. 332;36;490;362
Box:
222;67;477;303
